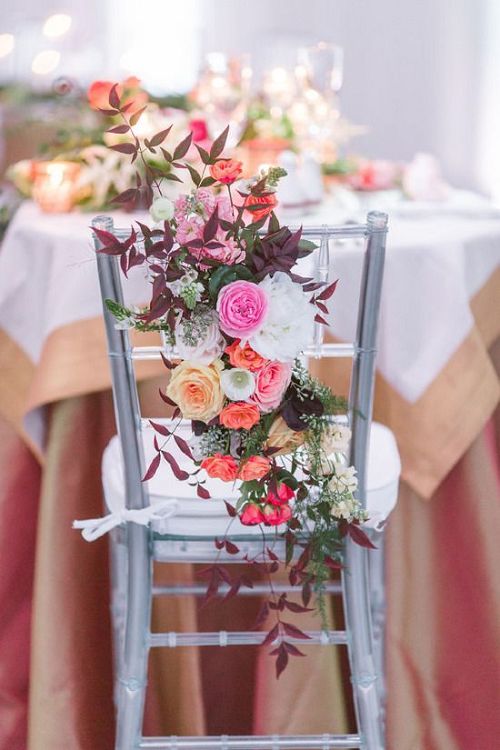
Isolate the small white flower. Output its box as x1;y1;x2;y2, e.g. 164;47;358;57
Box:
322;424;352;455
329;464;358;494
331;497;358;520
150;196;175;223
174;309;225;365
220;368;256;401
189;434;205;461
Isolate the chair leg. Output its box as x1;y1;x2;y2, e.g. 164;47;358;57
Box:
342;539;385;750
115;524;152;750
109;528;128;708
368;531;386;725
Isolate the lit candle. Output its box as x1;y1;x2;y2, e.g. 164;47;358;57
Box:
33;161;80;213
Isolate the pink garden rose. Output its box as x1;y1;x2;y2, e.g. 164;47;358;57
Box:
194;236;245;269
266;482;295;507
217;280;268;339
261;503;292;526
240;503;264;526
176;215;204;245
249;360;292;413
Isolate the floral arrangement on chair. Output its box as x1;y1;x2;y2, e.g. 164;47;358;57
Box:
92;85;375;676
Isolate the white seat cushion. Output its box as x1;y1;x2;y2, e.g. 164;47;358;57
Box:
102;420;400;539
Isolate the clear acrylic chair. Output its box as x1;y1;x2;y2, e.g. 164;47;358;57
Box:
90;211;399;750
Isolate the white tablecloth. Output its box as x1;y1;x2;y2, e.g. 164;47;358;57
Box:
0;198;499;448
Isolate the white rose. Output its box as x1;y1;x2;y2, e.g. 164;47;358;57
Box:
174;309;225;365
150;196;175;223
329;464;358;494
220;367;256;401
249;272;316;362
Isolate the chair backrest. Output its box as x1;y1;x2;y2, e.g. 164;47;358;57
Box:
92;211;388;513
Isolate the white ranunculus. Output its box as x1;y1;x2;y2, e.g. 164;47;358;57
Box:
249;272;316;362
174;309;225;365
150;196;175;223
220;367;256;401
329;464;358;494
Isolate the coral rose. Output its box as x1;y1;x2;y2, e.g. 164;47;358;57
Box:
238;456;271;481
210;159;243;185
225;340;268;372
219;402;260;430
265;416;305;456
244;192;278;221
166;360;224;423
266;482;295;506
201;454;239;482
217;280;269;339
261;503;292;526
88;80;121;110
240;503;264;526
249;360;292;413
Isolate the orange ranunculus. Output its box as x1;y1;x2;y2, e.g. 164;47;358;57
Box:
219;402;260;430
201;454;239;482
225;340;268;372
210;159;243;185
238;455;271;481
244;192;278;221
87;80;124;110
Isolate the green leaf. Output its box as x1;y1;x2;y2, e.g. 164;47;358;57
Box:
208;264;254;299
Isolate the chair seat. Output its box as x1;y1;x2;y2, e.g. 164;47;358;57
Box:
102;419;400;552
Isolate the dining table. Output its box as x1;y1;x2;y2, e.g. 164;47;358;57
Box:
0;194;499;750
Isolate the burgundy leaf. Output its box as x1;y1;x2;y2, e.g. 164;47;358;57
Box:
195;144;212;164
173;132;193;160
108;83;121;109
315;300;329;315
283;642;306;657
119;252;128;277
109;143;137;155
275;644;289;678
225;540;240;555
261;623;280;647
266;547;279;562
92;227;119;247
129;105;148;127
224;580;241;601
302;580;312;607
210;125;229;160
196;484;210;499
98;107;119;117
149;126;173;148
161;451;189;481
324;555;342;570
153;435;160;452
142;453;161;481
111;188;138;204
160;352;176;370
317;279;339;301
107;124;130;134
314;313;329;325
214;539;225;550
283;600;314;614
149;420;170;436
158;389;178;408
282;622;311;640
347;523;377;549
203;207;219;242
224;501;237;518
174;434;193;459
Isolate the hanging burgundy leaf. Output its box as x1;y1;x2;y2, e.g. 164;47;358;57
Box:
261;623;280;647
98;107;119;117
161;451;189;481
210;125;229;159
283;642;305;656
315;300;329;315
196;484;210;499
324;555;342;570
266;547;279;562
111;188;138;204
129;105;148;127
108;83;121;109
149;420;171;436
195;144;212;164
107;124;130;134
282;622;311;640
109;143;137;155
347;523;377;549
182;162;201;186
92;227;119;247
317;279;339;301
142;453;161;481
283;600;314;614
273;643;289;678
119;253;128;277
174;434;193;459
224;580;241;600
173;132;193;160
225;540;240;555
158;389;178;408
314;313;329;325
203;207;219;242
160;353;176;370
128;249;145;270
224;501;237;518
302;580;312;607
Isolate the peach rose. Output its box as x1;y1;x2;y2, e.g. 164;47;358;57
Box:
219;402;260;430
238;455;271;481
166;360;225;423
225;340;268;372
210;159;243;184
244;192;278;221
265;416;305;456
201;454;238;482
88;80;122;110
249;360;291;413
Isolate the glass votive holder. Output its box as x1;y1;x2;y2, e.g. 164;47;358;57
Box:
33;161;80;213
